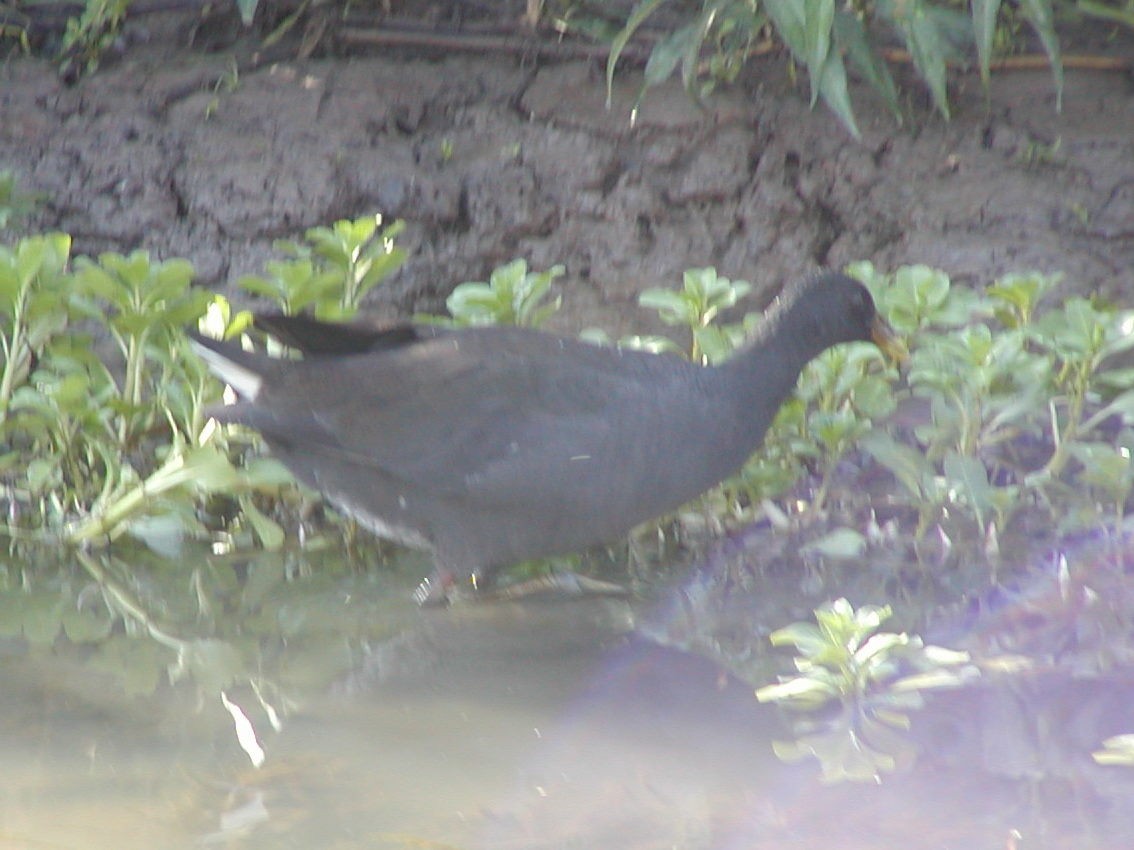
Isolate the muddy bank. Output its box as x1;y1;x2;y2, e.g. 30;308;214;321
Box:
2;40;1133;335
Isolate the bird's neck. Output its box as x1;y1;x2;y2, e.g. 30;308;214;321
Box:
716;343;809;437
718;305;821;413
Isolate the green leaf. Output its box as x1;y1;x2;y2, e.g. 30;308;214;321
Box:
765;0;860;137
1019;0;1062;111
769;621;828;654
644;22;694;87
942;451;992;528
880;0;953;120
764;0;807;54
756;676;838;704
908;11;950;119
970;0;1002;90
606;0;669;109
803;0;836;108
240;496;286;550
861;430;935;501
680;6;718;98
815;50;860;140
127;512;188;558
833;10;902;124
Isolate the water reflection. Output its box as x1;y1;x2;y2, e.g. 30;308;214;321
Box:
1;544;1133;849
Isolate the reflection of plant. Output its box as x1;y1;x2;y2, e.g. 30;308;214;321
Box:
0;545;410;766
1094;733;1134;767
756;598;975;782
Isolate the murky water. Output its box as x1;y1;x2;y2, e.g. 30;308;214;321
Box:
2;545;1133;850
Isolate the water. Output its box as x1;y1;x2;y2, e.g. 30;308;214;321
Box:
1;545;1132;849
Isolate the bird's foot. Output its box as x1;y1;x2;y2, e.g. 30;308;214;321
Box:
412;572;456;607
414;568;628;606
479;570;629;602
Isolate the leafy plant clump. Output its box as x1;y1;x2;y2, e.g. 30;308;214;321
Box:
238;213;405;318
617;262;1134;581
418;258;565;328
854;263;1134;545
0;213;404;555
571;0;1066;137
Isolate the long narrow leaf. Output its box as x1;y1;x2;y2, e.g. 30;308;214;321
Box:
766;0;859;136
906;5;952;119
607;0;670;108
764;0;807;55
816;50;861;139
804;0;836;108
833;10;902;125
644;23;694;87
681;5;719;98
1019;0;1063;111
970;0;1003;89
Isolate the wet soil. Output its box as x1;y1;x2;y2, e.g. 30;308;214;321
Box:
2;19;1133;339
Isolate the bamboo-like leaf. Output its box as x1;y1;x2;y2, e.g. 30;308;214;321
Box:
607;0;670;109
905;6;952;119
764;0;807;54
1019;0;1063;111
803;0;835;108
943;451;992;530
644;23;694;87
970;0;1002;90
681;6;719;98
833;10;902;125
816;48;861;138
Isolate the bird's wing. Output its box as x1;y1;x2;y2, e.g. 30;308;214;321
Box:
256;328;676;508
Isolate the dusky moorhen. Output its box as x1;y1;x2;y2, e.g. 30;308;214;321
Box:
189;271;899;604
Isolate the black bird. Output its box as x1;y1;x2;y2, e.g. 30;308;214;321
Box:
189;271;899;604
